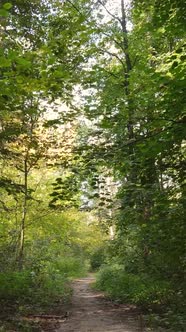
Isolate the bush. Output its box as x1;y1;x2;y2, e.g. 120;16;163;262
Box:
0;269;70;307
0;271;33;301
95;264;172;306
90;247;107;271
51;256;88;278
0;253;88;313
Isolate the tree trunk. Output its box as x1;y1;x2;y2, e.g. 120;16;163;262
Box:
18;158;28;270
120;0;136;184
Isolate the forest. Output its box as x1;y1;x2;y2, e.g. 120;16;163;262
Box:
0;0;185;331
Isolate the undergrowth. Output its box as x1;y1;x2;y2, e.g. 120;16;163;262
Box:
94;264;185;331
0;256;88;331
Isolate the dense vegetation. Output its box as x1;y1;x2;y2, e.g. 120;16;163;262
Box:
0;0;185;331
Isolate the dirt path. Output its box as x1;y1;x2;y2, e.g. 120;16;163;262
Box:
57;276;144;332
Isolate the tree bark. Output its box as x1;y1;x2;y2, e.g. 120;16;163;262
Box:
120;0;134;142
18;158;28;270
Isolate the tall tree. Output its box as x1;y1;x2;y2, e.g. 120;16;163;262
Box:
69;0;186;286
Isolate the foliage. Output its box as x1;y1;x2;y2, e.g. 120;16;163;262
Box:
95;264;185;331
78;1;186;330
90;245;107;271
95;264;172;306
0;268;70;307
0;0;185;331
0;268;71;332
0;209;93;331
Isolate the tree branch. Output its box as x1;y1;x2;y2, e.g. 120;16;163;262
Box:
97;0;122;24
102;31;124;50
66;0;84;16
98;46;125;67
101;67;121;79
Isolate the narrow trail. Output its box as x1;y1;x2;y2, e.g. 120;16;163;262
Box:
57;276;144;332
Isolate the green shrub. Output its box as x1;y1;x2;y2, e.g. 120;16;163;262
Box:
90;247;107;270
0;253;88;311
52;256;88;278
95;264;172;306
0;271;33;301
0;268;71;311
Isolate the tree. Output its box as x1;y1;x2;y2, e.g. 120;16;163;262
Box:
0;0;91;269
60;1;185;323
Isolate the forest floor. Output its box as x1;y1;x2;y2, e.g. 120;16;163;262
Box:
56;275;146;332
0;275;150;331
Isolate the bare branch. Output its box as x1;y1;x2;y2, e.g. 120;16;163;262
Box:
97;0;122;24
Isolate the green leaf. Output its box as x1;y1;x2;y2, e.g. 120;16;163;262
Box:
0;57;11;67
3;3;12;10
0;9;8;17
16;58;31;67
